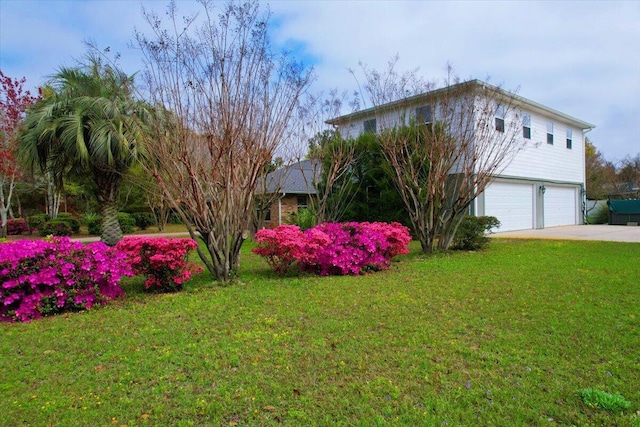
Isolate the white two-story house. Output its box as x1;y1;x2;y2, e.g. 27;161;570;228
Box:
326;80;595;232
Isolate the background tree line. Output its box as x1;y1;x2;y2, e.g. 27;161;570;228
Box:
585;138;640;200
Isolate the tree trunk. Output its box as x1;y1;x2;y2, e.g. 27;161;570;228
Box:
0;172;16;238
96;173;123;246
45;171;61;219
0;208;7;238
198;228;246;282
436;210;465;251
100;198;122;246
414;224;431;254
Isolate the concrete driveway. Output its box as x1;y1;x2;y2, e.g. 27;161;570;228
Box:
492;224;640;243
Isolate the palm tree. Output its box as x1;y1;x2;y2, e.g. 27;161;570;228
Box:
18;57;147;245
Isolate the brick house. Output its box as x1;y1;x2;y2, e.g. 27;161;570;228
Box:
261;159;319;228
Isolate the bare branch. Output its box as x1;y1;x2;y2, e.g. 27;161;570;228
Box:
345;59;525;252
135;0;312;281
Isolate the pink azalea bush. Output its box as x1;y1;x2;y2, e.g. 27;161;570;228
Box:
6;218;28;235
0;237;132;322
251;225;332;274
253;222;411;276
116;237;202;292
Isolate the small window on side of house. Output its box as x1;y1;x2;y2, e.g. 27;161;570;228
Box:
522;113;531;139
297;195;308;210
566;128;572;149
363;118;377;134
416;105;432;125
495;105;505;133
547;121;554;145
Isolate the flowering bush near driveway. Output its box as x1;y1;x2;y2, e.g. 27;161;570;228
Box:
253;222;411;275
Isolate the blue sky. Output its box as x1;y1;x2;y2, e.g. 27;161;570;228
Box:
1;0;638;161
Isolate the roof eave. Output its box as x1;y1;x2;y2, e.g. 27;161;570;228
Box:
325;79;595;131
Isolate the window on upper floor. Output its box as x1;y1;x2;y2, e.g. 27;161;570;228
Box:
522;113;531;139
547;121;554;145
495;105;505;132
416;105;432;125
363;118;377;134
566;128;572;149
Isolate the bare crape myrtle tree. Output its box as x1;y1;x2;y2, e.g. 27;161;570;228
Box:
296;90;363;224
352;59;526;253
135;0;312;281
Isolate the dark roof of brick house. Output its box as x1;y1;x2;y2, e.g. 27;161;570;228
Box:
264;159;320;195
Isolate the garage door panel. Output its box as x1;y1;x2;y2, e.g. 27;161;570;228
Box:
544;186;576;227
484;182;534;232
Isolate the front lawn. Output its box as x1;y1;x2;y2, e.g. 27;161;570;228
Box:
1;239;638;426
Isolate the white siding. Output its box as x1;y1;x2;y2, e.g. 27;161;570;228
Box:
333;93;587;233
339;103;585;186
499;111;585;184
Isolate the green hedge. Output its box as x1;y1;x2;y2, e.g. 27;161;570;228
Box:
118;212;135;234
28;214;49;231
88;212;136;235
453;216;500;251
29;213;80;235
58;215;80;234
40;220;74;237
131;212;155;230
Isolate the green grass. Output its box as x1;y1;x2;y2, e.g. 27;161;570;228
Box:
1;239;639;426
578;388;632;413
84;223;189;236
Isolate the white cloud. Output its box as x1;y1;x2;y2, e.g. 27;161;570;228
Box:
1;0;638;160
267;0;640;160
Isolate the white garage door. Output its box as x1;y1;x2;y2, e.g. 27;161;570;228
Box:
544;186;577;227
484;182;534;232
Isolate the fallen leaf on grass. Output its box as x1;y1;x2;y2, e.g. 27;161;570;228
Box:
263;405;276;411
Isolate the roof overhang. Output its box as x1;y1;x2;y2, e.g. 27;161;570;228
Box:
326;79;595;131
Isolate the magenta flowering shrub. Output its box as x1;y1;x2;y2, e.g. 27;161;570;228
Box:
253;222;411;276
251;225;332;274
362;221;413;259
0;237;132;322
6;218;29;235
116;237;203;292
311;222;411;275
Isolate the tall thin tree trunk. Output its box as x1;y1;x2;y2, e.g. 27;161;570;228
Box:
0;173;16;238
45;171;61;219
14;194;21;218
0;208;7;238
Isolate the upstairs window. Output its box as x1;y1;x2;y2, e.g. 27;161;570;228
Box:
363;118;377;134
546;121;554;145
522;113;531;139
416;105;432;125
495;105;505;132
566;128;572;149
